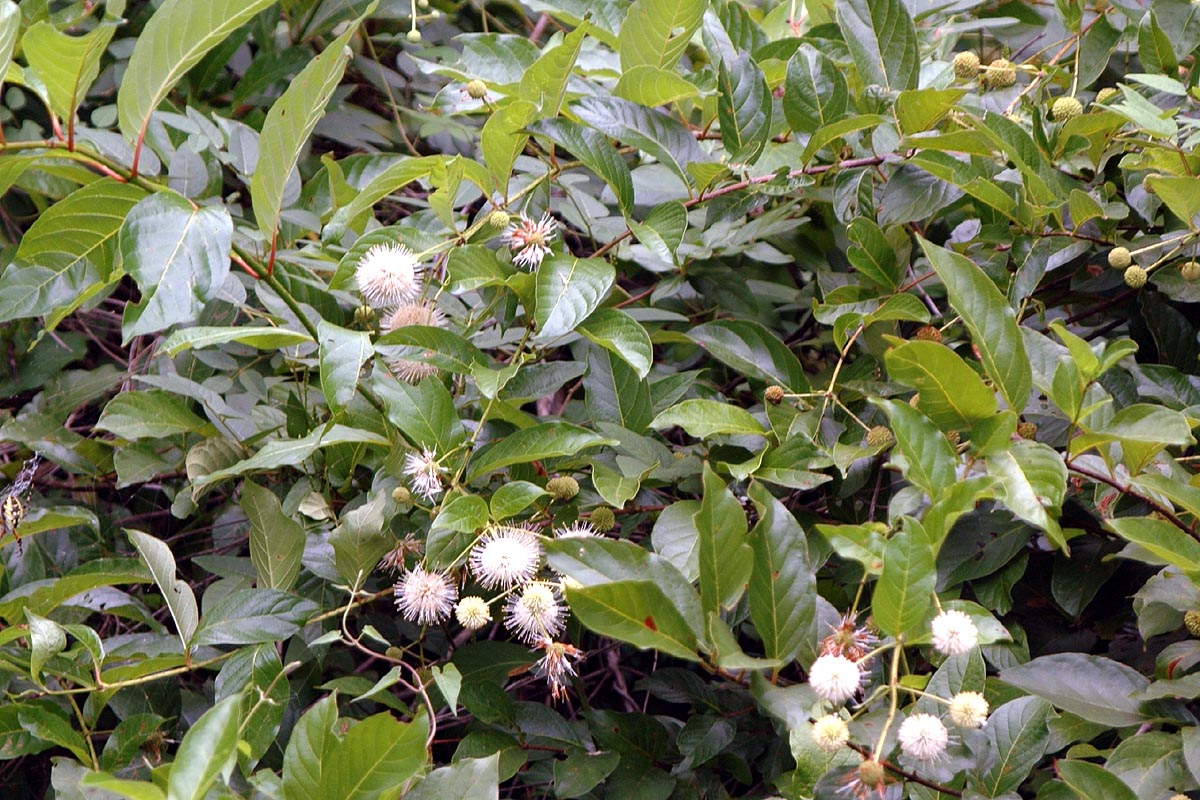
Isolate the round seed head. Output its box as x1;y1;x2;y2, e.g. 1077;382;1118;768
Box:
546;476;580;502
1016;421;1038;440
1095;87;1119;104
1124;265;1148;289
764;385;785;404
1185;610;1200;637
913;325;943;343
952;51;980;80
983;58;1016;90
865;425;895;449
466;79;488;99
1182;261;1200;282
1051;96;1083;122
589;507;616;531
1108;246;1132;269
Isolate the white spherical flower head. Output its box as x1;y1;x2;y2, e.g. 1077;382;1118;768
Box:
469;526;542;589
455;596;492;630
402;446;444;502
394;566;456;625
811;714;850;753
505;581;567;643
555;521;597;539
898;713;949;762
383;301;443;333
356;243;422;307
808;654;863;704
948;691;989;729
931;609;979;656
502;212;556;269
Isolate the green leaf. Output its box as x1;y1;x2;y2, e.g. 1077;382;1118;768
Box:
330;492;391;587
783;44;847;135
919;237;1032;414
895;88;965;136
988;440;1067;551
873;517;935;639
1138;10;1177;76
567;581;701;662
24;610;66;686
489;482;547;521
845;217;901;290
481;100;537;193
577;308;653;379
191;424;389;490
688;319;810;391
427;494;490;569
120;192;233;342
375;326;486;376
281;696;340;800
694;463;752;616
527;119;634;216
614;65;701;107
22;18;118;123
1000;654;1149;727
96;390;210;440
716;53;772;163
80;773;166;800
1056;760;1137;800
533;255;615;343
0;2;21;77
407;755;499;800
165;695;240;800
520;22;588;117
318;713;429;799
1108;516;1200;578
251;4;376;242
618;0;705;71
885;341;997;430
651;399;767;439
326;156;442;238
126;529;198;648
317;320;372;413
466;423;615;482
574;96;714;189
876;399;957;498
1072;404;1195;464
747;482;816;663
17;705;90;763
1144;175;1200;228
554;749;621;798
117;0;277;153
242;481;304;591
0;179;144;326
976;697;1052;797
584;346;654;431
158;326;313;355
835;0;919;91
190;589;317;647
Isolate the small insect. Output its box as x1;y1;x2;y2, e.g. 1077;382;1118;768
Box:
1;453;41;553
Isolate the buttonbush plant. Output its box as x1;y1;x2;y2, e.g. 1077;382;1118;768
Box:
1;0;1200;798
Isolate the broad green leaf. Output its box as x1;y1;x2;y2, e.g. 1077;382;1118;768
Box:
694;463;752;616
574;96;714;189
876;399;957;498
836;0;919;91
96;390;210;440
873;518;935;639
988;440;1067;550
318;713;429;799
584;346;654;431
577;307;653;379
614;65;701;107
375;325;487;376
191;424;389;489
447;245;507;293
216;644;287;768
520;22;588;117
533;255;615;343
317;320;372;413
747;482;816;663
17;706;90;763
242;481;304;591
466;423;615;481
895;88;965;136
1108;516;1200;577
252;5;376;242
846;217;901;290
716;53;772;163
885;341;997;430
426;494;489;568
22;18;118;124
553;750;621;797
0;2;20;77
281;696;339;800
527;119;634;216
0;559;150;623
374;371;463;447
165;696;240;800
489;482;548;521
688;319;810;391
1145;175;1200;228
798;113;888;163
80;774;165;800
1138;10;1177;76
158;326;312;355
919;238;1032;414
326;156;442;238
24;610;66;686
1071;404;1195;464
1056;760;1136;800
0;179;144;326
976;697;1051;797
330;492;391;587
407;755;499;800
190;589;317;647
651;399;767;439
118;0;277;156
783;44;847;134
120;192;233;342
567;581;701;662
481;100;537;193
618;0;705;71
1000;654;1148;727
126;529;198;648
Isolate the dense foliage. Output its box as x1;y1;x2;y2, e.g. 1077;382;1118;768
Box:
2;0;1200;798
